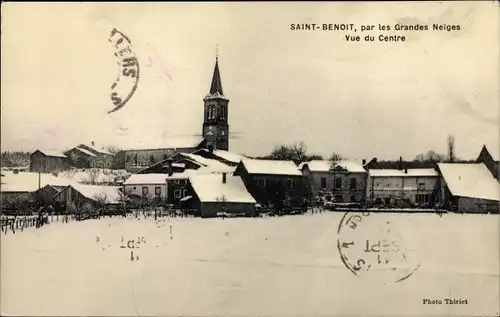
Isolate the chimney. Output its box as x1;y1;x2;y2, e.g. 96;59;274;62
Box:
362;159;366;166
404;168;408;174
208;145;214;153
373;158;377;163
91;141;95;146
222;173;227;184
167;159;173;176
398;156;403;170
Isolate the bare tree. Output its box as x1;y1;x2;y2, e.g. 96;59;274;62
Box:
447;134;456;163
117;187;132;216
1;151;30;167
61;168;77;180
105;146;122;155
413;150;445;164
329;153;345;162
84;168;101;185
140;191;151;219
307;154;324;160
93;192;108;219
216;194;228;217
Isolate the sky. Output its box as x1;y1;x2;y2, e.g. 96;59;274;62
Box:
1;2;499;161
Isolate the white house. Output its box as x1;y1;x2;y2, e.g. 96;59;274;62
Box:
299;160;367;202
437;163;499;213
366;168;440;206
123;173;169;201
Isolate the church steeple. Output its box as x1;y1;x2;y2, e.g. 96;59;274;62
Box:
209;56;224;96
202;53;230;151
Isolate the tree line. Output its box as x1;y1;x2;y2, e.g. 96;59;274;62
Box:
248;134;464;167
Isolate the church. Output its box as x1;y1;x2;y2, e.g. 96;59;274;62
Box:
113;56;231;172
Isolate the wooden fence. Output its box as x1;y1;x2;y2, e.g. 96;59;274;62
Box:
0;214;76;235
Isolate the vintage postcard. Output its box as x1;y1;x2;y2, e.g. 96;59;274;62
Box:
1;2;499;316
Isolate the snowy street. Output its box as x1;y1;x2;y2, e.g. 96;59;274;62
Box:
1;212;499;317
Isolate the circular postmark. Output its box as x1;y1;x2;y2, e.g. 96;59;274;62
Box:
108;28;140;114
337;211;421;283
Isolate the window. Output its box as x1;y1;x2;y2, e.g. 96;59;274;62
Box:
180;179;187;185
182;189;187;197
350;195;356;202
350;178;357;190
155;187;161;196
415;194;430;204
142;187;148;195
209;105;215;119
418;183;425;190
174;180;180;184
220;106;225;119
287;178;294;189
335;195;344;202
384;197;391;205
257;177;266;187
321;177;327;189
335;178;342;189
174;190;181;199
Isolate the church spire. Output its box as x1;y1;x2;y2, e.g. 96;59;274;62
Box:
209;53;224;96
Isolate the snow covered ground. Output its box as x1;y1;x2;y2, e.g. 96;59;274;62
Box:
1;212;499;317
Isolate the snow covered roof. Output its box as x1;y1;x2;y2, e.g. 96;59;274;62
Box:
64;183;122;204
438;163;500;201
0;171;72;193
181;153;234;173
123;136;204;151
58;169;130;184
74;147;97;157
123;173;169;185
83;144;113;155
240;159;302;176
369;168;439;177
189;174;256;204
34;150;67;158
210;149;247;164
299;160;366;173
166;167;231;180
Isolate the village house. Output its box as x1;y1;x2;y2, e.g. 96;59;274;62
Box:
29;150;69;173
182;173;256;218
299;160;367;203
53;183;122;213
476;145;499;181
366;168;440;207
1;170;72;212
165;168;236;208
166;172;192;207
64;141;114;169
436;163;499;213
233;159;303;207
34;184;68;206
123;173;169;202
